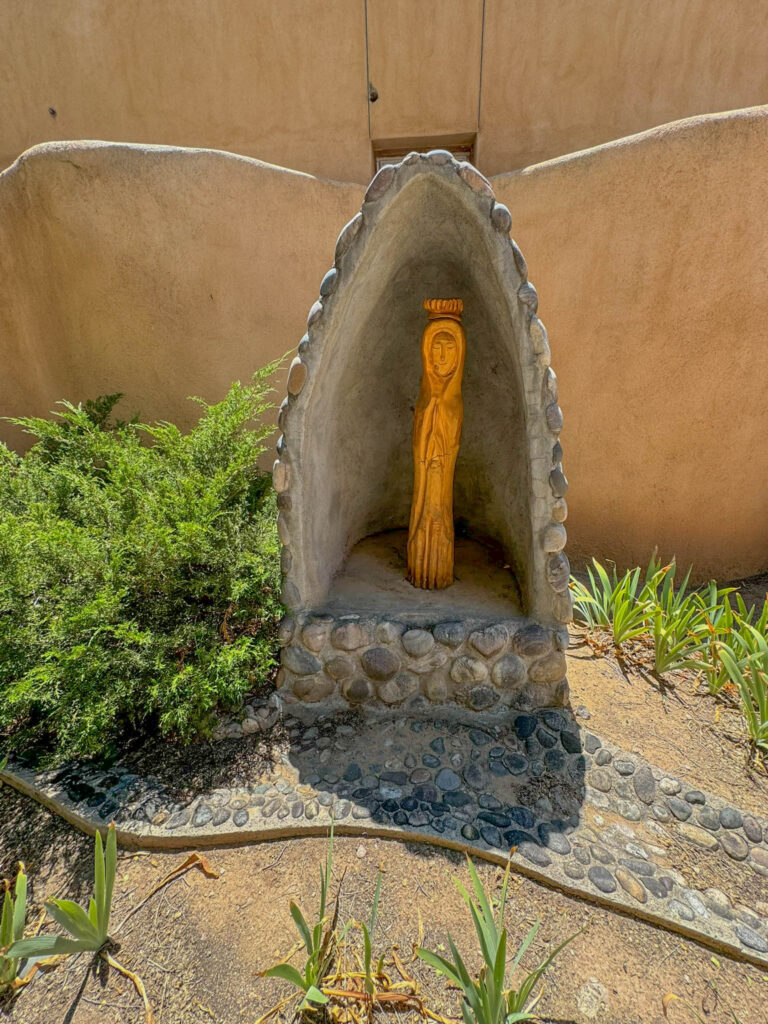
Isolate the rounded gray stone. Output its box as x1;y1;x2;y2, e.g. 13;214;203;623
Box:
667;796;692;821
377;671;418;705
465;685;499;710
595;748;613;766
564;861;585;880
511;624;553;660
433;621;468;647
659;777;681;795
588;768;613;793
743;816;763;843
632;767;656;804
719;807;743;830
735;924;768;953
528;650;567;684
331;621;370;651
319;267;338;297
325;655;355;680
283;646;322;676
684;790;706;805
669;899;695;922
696;806;720;831
719;831;749;861
469;624;507;657
617;800;642;822
361;646;400;680
588;866;617;894
613;759;636;776
192;803;213;828
342;677;373;703
491;653;526;689
549;467;568;497
450;655;488;685
402;628;434;657
435;768;461;791
490;203;512;233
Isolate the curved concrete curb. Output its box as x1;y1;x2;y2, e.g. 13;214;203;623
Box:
3;706;767;970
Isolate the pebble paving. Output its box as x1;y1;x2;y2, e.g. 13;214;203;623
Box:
3;698;768;967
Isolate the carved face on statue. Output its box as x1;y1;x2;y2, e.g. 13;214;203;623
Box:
430;331;459;379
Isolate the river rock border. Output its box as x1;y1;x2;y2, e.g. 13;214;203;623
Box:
276;612;568;709
3;705;767;969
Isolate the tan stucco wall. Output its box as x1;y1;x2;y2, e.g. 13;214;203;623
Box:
492;107;768;581
3;1;768;182
0;142;364;445
0;0;372;183
479;0;768;174
1;109;767;579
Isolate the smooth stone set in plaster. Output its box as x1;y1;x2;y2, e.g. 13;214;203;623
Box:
277;612;568;709
273;151;571;710
4;703;768;970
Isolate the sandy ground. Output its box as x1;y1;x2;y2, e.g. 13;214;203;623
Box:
1;636;767;1024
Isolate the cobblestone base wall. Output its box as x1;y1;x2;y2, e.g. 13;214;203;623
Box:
278;612;569;710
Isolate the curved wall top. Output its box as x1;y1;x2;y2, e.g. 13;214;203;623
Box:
273;151;571;630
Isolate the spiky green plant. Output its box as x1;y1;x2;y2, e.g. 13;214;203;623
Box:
263;824;345;1010
8;824;117;959
417;856;580;1024
570;560;652;646
719;627;768;759
360;871;383;997
0;863;28;990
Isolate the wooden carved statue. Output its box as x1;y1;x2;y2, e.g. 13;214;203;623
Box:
407;299;466;589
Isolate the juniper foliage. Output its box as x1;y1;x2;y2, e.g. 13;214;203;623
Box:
0;367;282;762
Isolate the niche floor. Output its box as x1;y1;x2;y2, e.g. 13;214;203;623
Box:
319;529;524;624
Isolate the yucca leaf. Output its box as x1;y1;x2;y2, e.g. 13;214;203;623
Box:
0;891;12;950
263;962;306;989
103;825;117;932
289;902;313;956
303;985;328;1005
416;947;462;987
93;830;105;934
509;921;538;975
12;868;27;942
45;900;100;945
7;934;89;958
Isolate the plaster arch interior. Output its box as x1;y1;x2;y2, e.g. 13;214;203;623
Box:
301;173;532;619
275;154;570;710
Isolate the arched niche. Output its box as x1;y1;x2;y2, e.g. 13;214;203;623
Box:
275;153;571;634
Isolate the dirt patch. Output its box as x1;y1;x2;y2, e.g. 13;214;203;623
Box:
566;627;768;818
1;786;767;1024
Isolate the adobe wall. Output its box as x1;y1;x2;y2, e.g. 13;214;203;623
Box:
1;110;766;580
4;0;768;182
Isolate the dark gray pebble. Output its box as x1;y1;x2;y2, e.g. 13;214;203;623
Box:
561;731;581;754
461;824;480;841
667;797;692;821
632;767;656;804
613;759;636;776
588;866;616;893
685;790;706;805
719;807;743;830
233;808;249;827
481;825;504;848
519;843;552;867
192;803;213;828
536;728;558;749
514;715;537;739
595;749;613;766
697;807;720;831
423;754;441;768
509;806;535;830
743;816;763;843
641;877;669;899
735;925;768;953
584;734;602;754
469;729;491;746
502;753;529;775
